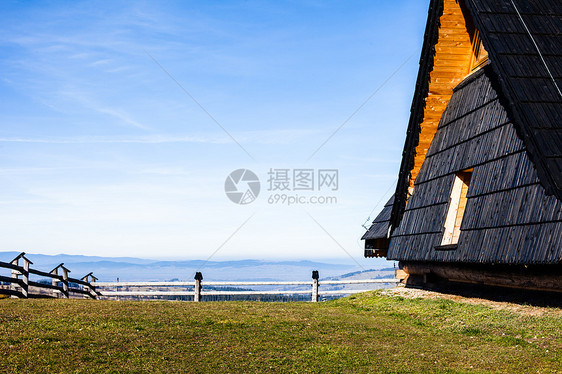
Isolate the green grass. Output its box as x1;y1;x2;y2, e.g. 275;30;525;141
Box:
0;291;560;373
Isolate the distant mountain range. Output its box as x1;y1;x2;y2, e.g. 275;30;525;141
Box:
0;251;395;282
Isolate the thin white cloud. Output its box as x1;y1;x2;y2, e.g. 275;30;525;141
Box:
136;167;192;176
363;173;399;179
94;106;150;130
0;199;50;205
54;90;153;130
234;128;324;144
0;135;225;144
0;167;77;173
105;66;132;73
0;128;323;145
341;155;401;164
90;59;112;66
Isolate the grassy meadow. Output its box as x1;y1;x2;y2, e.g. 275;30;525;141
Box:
0;290;560;373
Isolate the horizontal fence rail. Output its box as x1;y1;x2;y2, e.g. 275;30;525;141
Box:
94;271;400;302
1;254;400;302
0;252;99;299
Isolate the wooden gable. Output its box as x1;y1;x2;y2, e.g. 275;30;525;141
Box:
362;0;562;290
410;0;486;191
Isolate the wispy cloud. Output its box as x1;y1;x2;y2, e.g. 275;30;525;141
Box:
94;106;150;130
0;167;78;174
235;128;323;144
0;128;324;145
89;59;112;67
0;199;51;205
136;167;193;176
341;155;401;164
0;135;226;144
363;173;399;179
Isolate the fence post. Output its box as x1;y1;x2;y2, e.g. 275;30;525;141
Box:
81;272;99;300
312;270;319;302
10;255;20;298
51;269;58;289
50;263;70;298
194;272;203;302
50;264;62;298
61;266;69;298
10;252;32;298
89;274;98;299
21;257;31;298
9;267;17;298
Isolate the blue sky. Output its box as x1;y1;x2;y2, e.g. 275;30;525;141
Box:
0;0;429;267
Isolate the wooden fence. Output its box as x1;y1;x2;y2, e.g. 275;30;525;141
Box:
0;253;400;302
94;271;400;302
0;252;99;299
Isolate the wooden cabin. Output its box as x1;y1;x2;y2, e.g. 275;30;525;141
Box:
363;0;562;292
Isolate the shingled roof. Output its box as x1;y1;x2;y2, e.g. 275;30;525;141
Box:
362;195;394;241
390;0;562;230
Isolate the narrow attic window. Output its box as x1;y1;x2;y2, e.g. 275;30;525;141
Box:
469;30;488;71
439;170;472;248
